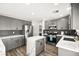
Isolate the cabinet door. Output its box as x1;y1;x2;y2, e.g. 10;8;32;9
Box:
36;39;44;55
39;39;44;51
17;37;24;47
18;37;24;46
7;39;12;50
16;37;21;47
2;36;24;51
12;37;19;48
2;38;13;51
9;38;17;50
13;37;24;48
2;39;9;51
36;40;41;55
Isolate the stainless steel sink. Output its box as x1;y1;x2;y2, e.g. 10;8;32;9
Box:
63;38;75;42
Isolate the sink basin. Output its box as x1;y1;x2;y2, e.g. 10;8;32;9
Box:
63;38;75;42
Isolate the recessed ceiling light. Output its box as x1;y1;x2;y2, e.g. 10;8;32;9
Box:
27;16;29;18
32;12;35;15
60;14;63;17
32;23;35;26
67;7;71;11
26;3;31;5
53;3;59;6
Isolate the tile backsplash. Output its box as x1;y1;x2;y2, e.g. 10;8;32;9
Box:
0;30;24;36
43;29;77;36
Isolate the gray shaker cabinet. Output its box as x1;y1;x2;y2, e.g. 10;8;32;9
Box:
2;38;15;51
2;36;24;51
36;39;44;55
7;38;15;51
2;38;10;51
15;36;24;47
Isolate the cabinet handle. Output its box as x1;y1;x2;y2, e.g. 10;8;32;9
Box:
40;42;42;45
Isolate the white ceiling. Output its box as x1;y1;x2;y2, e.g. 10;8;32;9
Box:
0;3;71;22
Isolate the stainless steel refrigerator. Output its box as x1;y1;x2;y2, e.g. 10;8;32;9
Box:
24;25;33;39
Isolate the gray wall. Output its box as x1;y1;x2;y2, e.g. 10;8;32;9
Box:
0;15;31;30
71;3;79;30
32;21;40;36
45;15;70;30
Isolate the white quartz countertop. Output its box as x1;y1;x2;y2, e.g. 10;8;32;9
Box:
56;35;79;53
0;35;24;39
27;36;45;41
0;39;5;56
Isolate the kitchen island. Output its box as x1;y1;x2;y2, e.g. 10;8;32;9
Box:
56;35;79;56
27;36;46;56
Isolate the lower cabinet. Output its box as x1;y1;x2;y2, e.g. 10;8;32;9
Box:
27;36;46;56
2;38;11;51
58;48;79;56
2;36;24;51
15;37;24;47
36;39;44;55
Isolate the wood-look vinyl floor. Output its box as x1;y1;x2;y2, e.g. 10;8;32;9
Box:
39;44;58;56
6;44;58;56
6;46;26;56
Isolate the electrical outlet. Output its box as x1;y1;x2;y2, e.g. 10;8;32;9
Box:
13;32;15;34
